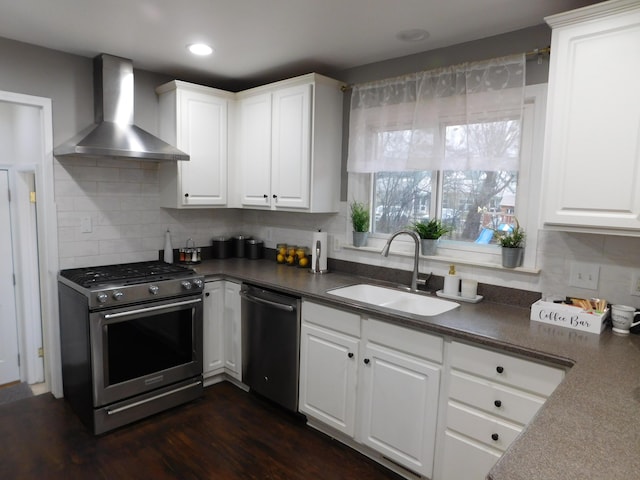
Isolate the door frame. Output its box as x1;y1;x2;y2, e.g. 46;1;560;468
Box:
0;91;60;397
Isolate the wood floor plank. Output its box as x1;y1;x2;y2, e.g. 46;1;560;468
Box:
0;382;403;479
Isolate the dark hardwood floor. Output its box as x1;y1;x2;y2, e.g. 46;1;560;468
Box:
0;382;403;479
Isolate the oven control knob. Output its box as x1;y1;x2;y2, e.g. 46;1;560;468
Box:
192;279;203;289
181;281;193;290
112;291;124;300
96;292;108;303
149;285;159;295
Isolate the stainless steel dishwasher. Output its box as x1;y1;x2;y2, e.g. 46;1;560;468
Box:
240;284;301;412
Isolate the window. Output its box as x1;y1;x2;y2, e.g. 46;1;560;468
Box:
373;118;521;244
349;85;545;268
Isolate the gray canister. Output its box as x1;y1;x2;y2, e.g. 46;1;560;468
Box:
246;239;264;260
211;236;232;259
233;235;248;257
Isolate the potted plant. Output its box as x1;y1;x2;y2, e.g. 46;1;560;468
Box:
497;218;525;268
410;219;450;255
350;201;370;247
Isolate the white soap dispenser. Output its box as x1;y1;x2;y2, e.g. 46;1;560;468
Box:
443;264;460;296
164;229;173;264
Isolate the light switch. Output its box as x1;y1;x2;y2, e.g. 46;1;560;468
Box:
569;261;599;290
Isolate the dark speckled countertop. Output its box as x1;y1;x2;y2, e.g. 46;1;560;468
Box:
194;258;640;480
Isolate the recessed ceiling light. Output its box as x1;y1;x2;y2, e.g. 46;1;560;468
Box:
187;43;214;56
396;29;430;43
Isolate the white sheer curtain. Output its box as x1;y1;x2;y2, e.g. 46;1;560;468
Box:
347;54;525;173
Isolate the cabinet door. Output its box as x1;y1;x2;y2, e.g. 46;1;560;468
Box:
223;281;242;379
543;6;640;230
271;84;312;209
178;90;228;206
359;342;441;478
299;323;359;437
203;282;225;374
238;93;273;207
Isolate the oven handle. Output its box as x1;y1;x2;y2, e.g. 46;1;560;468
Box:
102;298;202;320
105;380;202;415
239;291;295;312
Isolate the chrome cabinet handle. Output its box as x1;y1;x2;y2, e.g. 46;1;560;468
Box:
239;291;295;312
103;298;201;319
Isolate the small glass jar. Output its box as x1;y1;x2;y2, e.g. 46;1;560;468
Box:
276;243;288;263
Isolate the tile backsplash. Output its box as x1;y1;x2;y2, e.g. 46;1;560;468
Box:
54;158;640;308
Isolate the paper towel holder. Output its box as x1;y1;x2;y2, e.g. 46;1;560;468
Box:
310;238;329;274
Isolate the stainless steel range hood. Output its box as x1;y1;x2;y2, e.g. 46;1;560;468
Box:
54;54;189;161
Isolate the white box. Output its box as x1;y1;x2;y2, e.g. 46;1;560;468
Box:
530;300;608;334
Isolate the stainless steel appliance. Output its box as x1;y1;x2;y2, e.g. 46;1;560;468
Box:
58;261;204;434
240;284;301;412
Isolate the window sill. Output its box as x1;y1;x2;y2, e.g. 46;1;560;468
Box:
343;244;541;275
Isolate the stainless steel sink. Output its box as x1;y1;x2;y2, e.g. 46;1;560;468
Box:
327;284;459;316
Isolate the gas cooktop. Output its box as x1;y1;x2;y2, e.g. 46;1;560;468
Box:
59;261;196;288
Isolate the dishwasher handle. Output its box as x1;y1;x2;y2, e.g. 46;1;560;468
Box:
239;290;295;312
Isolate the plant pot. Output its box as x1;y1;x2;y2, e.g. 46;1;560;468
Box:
501;247;524;268
420;238;438;256
353;231;369;247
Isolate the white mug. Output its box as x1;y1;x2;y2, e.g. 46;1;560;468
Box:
610;304;640;334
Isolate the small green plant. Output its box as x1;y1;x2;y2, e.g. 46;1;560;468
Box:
411;219;450;239
350;201;370;232
497;218;525;248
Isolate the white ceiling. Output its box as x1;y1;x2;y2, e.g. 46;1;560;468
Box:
0;0;601;84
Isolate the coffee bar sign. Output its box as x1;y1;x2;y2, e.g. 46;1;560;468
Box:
530;300;608;334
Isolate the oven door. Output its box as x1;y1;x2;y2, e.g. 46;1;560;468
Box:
90;294;203;407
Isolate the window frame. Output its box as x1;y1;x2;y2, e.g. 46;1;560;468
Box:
348;84;547;269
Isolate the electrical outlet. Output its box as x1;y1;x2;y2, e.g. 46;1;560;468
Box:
631;272;640;297
80;216;92;233
569;261;599;290
333;236;341;251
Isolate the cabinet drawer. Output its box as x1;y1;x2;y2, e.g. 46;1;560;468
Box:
440;430;501;480
450;341;564;396
449;370;545;425
446;401;521;452
364;318;443;363
302;301;360;337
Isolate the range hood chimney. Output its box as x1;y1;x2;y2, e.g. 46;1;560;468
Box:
54;54;189;161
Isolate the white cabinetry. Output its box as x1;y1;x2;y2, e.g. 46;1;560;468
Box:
236;74;343;212
541;0;640;233
203;280;242;383
300;301;442;478
437;341;564;480
157;81;234;208
299;302;360;436
203;281;224;376
223;281;242;380
359;319;442;478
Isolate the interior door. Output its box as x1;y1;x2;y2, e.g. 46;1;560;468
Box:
0;169;20;385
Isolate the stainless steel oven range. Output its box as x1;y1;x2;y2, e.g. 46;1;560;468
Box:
58;261;204;435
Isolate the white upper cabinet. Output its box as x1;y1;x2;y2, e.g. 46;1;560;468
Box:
236;73;343;212
541;0;640;234
156;81;234;208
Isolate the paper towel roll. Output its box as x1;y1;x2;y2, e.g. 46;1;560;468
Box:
311;231;328;273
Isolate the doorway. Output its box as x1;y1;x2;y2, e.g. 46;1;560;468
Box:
0;91;60;397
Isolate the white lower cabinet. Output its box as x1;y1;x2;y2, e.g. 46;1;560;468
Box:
300;301;566;480
223;281;242;380
436;341;565;480
300;301;442;478
359;338;441;477
203;280;241;383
